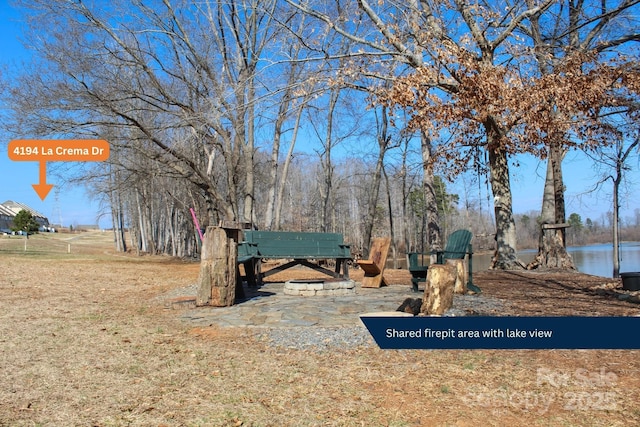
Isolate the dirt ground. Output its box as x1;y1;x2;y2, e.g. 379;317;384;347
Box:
1;232;639;426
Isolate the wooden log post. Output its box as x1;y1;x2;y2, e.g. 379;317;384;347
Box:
196;226;240;307
421;264;456;315
446;258;468;294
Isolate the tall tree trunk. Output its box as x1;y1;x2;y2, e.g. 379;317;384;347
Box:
274;101;305;230
264;60;301;229
400;140;411;256
531;143;576;269
613;174;621;278
264;107;286;229
420;132;441;261
383;166;398;268
486;132;522;270
551;143;567;240
166;204;176;257
111;189;127;252
243;73;256;224
109;163;127;252
363;149;385;256
363;106;390;256
603;137;638;277
610;137;639;277
319;89;339;232
136;191;148;253
143;192;156;254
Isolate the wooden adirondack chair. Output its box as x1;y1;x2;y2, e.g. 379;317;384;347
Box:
357;237;391;288
408;229;478;293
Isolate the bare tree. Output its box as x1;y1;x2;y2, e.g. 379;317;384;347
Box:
361;104;395;255
523;0;640;269
285;0;447;256
272;98;309;230
350;1;558;269
341;0;638;270
587;131;639;277
6;0;318;254
262;58;302;229
313;87;340;233
12;0;286;219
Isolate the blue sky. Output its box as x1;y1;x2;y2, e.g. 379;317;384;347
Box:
0;2;107;228
1;2;638;230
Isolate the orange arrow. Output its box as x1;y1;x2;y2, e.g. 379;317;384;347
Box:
32;161;54;201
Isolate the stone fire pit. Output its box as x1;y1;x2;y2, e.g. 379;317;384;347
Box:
284;278;356;296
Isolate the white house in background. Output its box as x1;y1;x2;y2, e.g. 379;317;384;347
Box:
0;200;51;233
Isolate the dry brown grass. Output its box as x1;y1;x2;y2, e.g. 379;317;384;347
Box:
1;232;639;426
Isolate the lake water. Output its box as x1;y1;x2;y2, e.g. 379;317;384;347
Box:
566;242;640;277
481;242;640;278
394;242;640;278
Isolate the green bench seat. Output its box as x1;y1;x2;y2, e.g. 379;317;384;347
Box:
237;231;352;286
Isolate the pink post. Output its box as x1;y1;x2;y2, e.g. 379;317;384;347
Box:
190;208;204;242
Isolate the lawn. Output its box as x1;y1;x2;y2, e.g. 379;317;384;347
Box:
0;231;638;426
